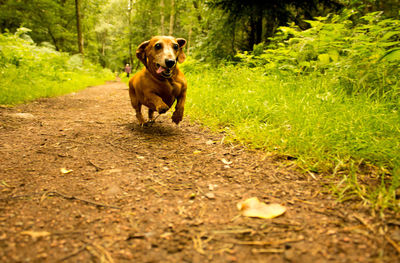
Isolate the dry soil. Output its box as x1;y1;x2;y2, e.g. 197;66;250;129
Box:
0;80;399;262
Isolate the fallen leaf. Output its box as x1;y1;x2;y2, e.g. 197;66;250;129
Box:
221;158;232;165
208;184;218;191
206;140;214;145
237;197;286;219
9;113;35;119
60;168;73;174
205;192;216;199
21;230;51;238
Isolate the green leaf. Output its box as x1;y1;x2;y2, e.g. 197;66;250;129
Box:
378;41;400;47
381;31;400;41
328;50;340;62
318;54;330;65
379;48;400;62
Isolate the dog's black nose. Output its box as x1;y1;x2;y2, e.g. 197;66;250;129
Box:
165;59;176;68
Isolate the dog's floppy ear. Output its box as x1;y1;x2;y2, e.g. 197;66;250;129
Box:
176;38;186;63
136;40;150;67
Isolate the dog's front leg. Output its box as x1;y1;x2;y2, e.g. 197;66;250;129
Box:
144;92;170;114
172;90;186;124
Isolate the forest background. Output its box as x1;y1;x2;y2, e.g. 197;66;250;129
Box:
2;0;399;70
1;0;400;213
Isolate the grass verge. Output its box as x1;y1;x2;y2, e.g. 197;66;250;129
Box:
182;62;400;212
0;68;114;105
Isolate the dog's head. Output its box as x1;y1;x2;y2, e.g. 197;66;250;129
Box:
136;36;186;78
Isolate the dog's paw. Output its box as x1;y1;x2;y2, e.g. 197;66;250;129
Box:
136;116;146;126
141;120;155;127
172;111;183;124
157;105;169;114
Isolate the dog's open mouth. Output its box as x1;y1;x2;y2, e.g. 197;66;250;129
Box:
156;63;172;78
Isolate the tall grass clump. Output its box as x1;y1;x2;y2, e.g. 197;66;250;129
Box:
183;10;400;212
0;28;114;105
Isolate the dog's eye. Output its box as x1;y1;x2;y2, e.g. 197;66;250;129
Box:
173;44;179;51
154;43;162;50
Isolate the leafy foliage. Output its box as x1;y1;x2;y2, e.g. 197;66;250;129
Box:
0;29;113;105
237;10;400;97
208;0;343;49
0;0;77;52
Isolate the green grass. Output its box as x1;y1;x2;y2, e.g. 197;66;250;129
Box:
0;67;114;105
183;62;400;212
0;30;114;105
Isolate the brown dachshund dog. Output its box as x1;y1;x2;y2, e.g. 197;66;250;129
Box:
129;36;187;125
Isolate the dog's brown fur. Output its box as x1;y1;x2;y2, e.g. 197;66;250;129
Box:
129;36;187;125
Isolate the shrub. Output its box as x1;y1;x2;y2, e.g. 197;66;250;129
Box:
236;10;400;100
0;28;114;105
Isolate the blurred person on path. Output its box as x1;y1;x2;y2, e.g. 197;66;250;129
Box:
125;64;132;78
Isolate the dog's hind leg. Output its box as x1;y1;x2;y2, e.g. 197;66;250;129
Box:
129;87;146;125
172;89;186;124
134;103;145;125
131;100;145;125
148;109;154;121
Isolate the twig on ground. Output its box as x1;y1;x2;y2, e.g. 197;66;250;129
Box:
307;171;317;180
385;234;400;254
251;248;285;254
147;186;162;196
353;214;375;233
192;233;213;255
45;191;120;209
192;235;206;255
87;160;104;171
223;237;304;246
0;194;41;201
58;242;116;262
57;245;87;262
212;228;255;235
229;214;241;222
1;180;14;188
86;244;115;263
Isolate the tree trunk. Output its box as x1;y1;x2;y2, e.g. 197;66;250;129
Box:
160;0;165;35
231;17;236;54
169;0;175;35
47;27;60;51
74;0;84;59
128;0;133;66
248;7;263;48
249;16;256;49
255;9;263;44
187;26;192;56
102;34;105;56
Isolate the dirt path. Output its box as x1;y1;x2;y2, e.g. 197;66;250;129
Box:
0;81;398;262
